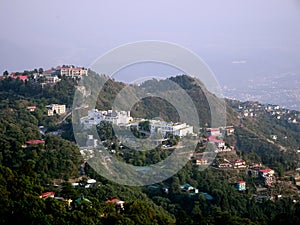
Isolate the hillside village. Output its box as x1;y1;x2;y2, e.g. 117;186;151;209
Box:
77;107;300;202
2;65;87;84
1;66;300;223
80;109;194;137
2;65;88;118
228;100;300;126
4;66;300;196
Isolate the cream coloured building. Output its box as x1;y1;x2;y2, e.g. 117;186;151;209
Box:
46;104;66;116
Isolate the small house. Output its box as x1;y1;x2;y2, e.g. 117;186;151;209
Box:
225;126;235;136
270;135;277;141
206;136;225;149
195;158;208;166
40;192;55;199
206;128;221;136
236;181;246;191
259;169;275;177
231;159;246;169
27;106;36;112
106;197;125;210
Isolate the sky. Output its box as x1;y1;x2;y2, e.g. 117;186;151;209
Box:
1;0;300;88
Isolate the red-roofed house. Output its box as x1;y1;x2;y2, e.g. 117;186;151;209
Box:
207;136;225;148
40;192;55;199
43;69;55;76
206;128;221;136
11;75;28;82
106;197;124;210
27;106;36;112
259;169;274;177
26;140;45;145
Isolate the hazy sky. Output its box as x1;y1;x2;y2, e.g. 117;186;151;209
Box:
1;0;300;86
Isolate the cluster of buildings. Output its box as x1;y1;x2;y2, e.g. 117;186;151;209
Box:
2;65;88;85
42;65;88;84
216;159;247;169
81;109;195;138
180;183;214;199
196;125;277;189
39;191;123;210
204;127;235;153
233;101;299;124
218;164;275;191
71;179;97;189
78;109;195;161
40;177;125;210
192;126;235;167
149;182;214;200
26;103;66;117
259;169;275;187
205;127;235;137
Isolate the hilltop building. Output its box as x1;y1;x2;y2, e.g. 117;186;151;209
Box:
56;65;88;77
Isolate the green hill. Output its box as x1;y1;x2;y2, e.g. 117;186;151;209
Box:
1;71;300;224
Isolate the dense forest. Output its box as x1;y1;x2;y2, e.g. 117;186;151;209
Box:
0;72;300;224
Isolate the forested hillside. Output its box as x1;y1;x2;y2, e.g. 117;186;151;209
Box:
0;71;300;224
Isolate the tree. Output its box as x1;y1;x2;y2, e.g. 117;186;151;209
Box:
139;120;150;132
38;68;44;74
2;70;9;76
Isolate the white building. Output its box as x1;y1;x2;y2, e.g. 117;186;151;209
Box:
162;122;193;137
81;109;132;128
149;120;193;137
80;110;194;137
45;75;61;84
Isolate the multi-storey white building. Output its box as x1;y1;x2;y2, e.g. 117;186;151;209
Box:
81;109;132;128
149;120;194;137
45;75;61;84
80;110;194;137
